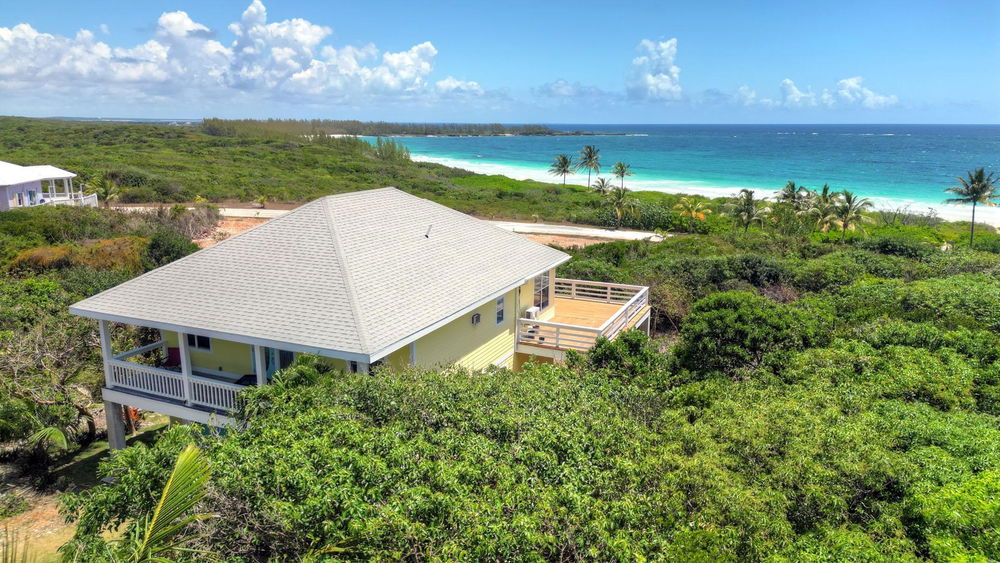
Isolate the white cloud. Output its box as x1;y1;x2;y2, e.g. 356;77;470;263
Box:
836;76;898;108
434;76;483;96
732;76;897;110
778;78;816;107
99;23;110;35
0;1;456;106
627;38;682;101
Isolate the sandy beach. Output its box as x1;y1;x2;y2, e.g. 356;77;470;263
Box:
414;154;1000;228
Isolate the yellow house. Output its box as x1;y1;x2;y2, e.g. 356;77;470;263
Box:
70;188;649;448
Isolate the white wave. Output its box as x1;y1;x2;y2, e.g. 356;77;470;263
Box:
412;154;1000;227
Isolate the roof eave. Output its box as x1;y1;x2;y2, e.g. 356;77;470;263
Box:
68;306;372;364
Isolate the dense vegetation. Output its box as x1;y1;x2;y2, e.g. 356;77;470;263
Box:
2;117;999;560
0;205;213;489
54;220;1000;561
202;118;564;137
0;117;633;222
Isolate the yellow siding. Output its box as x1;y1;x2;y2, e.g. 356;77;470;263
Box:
164;332;252;376
386;346;411;371
413;287;519;371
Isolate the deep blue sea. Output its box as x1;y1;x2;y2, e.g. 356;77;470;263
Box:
392;124;1000;220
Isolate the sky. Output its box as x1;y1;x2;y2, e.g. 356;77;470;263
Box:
1;0;997;123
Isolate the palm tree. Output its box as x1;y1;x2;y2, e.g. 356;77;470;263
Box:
604;186;640;229
804;184;842;232
591;177;614;195
88;175;120;208
548;154;573;185
611;161;633;189
833;190;874;243
777;181;810;211
575;145;601;189
672;197;712;232
944;168;1000;249
724;189;771;233
62;444;214;562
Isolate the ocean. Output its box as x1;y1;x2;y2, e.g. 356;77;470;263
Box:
392;124;1000;224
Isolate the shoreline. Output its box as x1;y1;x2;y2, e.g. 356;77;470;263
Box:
413;154;1000;228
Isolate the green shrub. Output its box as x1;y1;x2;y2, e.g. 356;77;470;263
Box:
913;470;1000;560
142;227;198;269
672;291;824;379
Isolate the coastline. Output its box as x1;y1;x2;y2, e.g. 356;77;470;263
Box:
413;154;1000;228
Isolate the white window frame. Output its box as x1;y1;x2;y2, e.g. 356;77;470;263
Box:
495;296;505;326
186;333;212;352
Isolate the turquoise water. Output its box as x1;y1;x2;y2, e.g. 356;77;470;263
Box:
392;124;1000;210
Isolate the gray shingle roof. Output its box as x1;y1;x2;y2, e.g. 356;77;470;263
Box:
70;188;569;359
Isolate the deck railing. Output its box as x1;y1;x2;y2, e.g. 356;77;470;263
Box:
190;376;244;411
554;278;644;304
518;279;649;352
40;193;98;208
108;360;186;401
107;358;245;412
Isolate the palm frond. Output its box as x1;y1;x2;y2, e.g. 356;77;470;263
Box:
27;426;69;451
129;444;213;561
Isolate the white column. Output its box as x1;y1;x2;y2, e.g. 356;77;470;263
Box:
158;329;168;361
356;362;370;374
408;342;416;366
105;401;127;450
178;332;193;405
254;345;267;386
98;320;113;386
48;179;54;200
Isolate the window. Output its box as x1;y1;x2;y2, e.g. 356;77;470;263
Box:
186;334;211;351
495;296;505;325
27;190;36;205
15;192;23;207
533;271;550;310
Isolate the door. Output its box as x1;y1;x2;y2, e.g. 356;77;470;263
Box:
264;347;295;379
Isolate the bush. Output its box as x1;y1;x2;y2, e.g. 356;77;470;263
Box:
571;329;665;382
913;470;1000;560
672;291;824;379
142;228;198;269
557;259;625;283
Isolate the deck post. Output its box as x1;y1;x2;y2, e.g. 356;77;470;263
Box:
178;332;193;405
254;345;267;386
105;401;127;450
98;319;113;386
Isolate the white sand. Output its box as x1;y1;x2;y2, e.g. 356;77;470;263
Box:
414;154;1000;228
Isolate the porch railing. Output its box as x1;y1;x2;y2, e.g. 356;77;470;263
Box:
107;358;245;411
553;278;644;304
517;279;649;352
190;376;244;411
516;319;603;352
108;360;186;401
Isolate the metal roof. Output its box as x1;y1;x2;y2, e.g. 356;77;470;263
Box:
0;161;76;186
70;188;570;360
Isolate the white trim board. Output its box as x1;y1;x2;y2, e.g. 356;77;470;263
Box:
102;387;235;427
70;308;371;364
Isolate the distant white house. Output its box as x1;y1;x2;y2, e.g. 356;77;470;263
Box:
0;160;97;210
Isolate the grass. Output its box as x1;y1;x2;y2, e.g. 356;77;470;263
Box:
0;117;688;225
0;416;169;563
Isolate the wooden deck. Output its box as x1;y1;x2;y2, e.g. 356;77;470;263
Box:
548;297;622;328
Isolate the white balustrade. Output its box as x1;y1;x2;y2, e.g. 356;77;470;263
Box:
518;279;649;352
108;360;186;401
190;376;244;411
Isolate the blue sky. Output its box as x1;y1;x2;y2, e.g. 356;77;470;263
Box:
1;0;997;123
